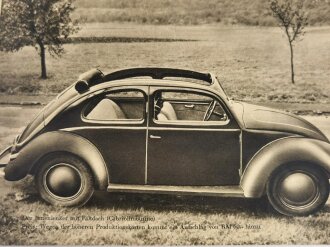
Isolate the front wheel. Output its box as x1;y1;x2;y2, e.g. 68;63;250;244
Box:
267;164;329;216
35;153;94;207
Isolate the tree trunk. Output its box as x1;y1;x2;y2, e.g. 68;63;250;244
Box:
289;41;295;84
39;42;47;79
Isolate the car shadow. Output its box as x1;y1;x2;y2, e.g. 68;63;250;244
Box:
86;191;279;217
88;190;330;216
5;176;329;217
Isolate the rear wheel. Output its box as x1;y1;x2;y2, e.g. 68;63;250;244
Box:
35;153;94;207
267;164;329;216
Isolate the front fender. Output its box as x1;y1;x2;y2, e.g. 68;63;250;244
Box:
241;137;330;198
4;131;108;190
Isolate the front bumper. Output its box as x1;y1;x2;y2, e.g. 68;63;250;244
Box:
0;146;12;168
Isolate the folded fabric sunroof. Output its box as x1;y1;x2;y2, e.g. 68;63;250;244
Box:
75;67;214;93
103;67;213;84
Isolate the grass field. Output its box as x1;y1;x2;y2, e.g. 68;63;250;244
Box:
1;24;330;107
0;186;329;245
73;0;330;26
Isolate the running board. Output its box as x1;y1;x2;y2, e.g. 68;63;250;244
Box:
107;184;244;197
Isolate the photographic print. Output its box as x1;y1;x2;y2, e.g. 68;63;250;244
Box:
0;0;329;245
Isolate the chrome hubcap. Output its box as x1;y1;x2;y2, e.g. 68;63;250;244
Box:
44;163;82;198
278;172;318;208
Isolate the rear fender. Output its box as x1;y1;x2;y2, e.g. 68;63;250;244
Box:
241;137;330;198
4;131;108;190
0;146;12;167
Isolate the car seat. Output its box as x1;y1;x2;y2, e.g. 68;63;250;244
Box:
87;98;126;120
160;102;177;120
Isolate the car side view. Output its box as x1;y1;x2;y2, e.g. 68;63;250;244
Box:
0;67;329;216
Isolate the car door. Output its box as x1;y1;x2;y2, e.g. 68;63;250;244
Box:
147;87;241;186
69;86;148;185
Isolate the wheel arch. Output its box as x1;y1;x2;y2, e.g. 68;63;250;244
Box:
241;137;330;198
5;131;109;190
31;150;95;182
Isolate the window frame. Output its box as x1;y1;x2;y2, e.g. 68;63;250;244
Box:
81;87;147;125
151;88;232;127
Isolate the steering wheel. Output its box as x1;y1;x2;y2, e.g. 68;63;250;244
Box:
154;94;163;116
203;100;217;121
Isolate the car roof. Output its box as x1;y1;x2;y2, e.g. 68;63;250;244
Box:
75;67;229;101
90;78;223;96
77;68;213;88
103;67;212;81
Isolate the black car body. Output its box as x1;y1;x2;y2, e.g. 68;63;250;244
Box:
0;68;329;216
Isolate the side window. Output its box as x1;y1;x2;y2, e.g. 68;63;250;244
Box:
83;90;145;121
154;91;228;123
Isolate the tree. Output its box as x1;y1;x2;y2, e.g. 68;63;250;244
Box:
0;0;78;79
270;0;308;84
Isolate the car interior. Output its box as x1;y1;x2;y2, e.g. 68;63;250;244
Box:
84;90;228;123
84;90;145;121
154;91;228;122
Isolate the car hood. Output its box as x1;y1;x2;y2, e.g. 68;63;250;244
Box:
233;102;328;142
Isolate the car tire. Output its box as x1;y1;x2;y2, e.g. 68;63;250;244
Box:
35;153;94;207
267;164;329;216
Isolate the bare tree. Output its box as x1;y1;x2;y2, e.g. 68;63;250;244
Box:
0;0;79;79
270;0;308;84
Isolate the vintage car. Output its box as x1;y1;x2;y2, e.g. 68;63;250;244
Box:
0;68;329;216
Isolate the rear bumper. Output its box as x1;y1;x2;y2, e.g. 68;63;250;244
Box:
0;146;12;168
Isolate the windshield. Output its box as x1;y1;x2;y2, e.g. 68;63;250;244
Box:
214;76;231;102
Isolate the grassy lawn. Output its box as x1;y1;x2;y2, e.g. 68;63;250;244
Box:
73;0;330;26
0;24;330;107
0;177;329;245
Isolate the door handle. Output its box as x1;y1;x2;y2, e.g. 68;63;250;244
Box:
150;135;161;139
184;104;195;109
